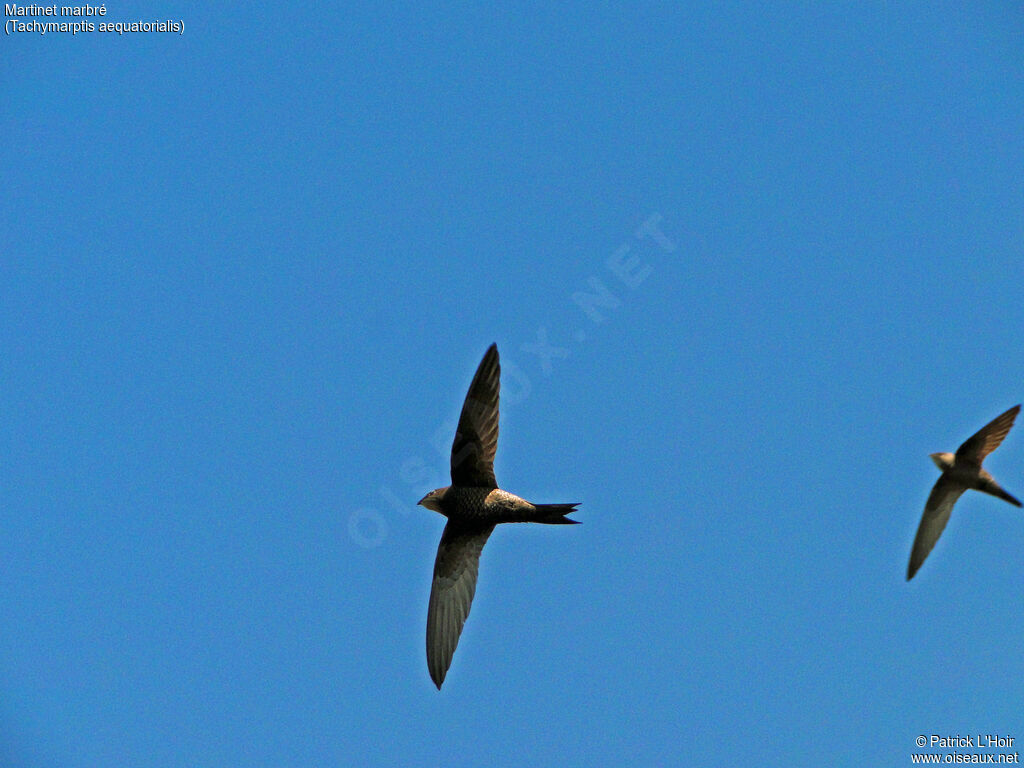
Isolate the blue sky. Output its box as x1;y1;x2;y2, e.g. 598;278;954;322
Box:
3;2;1024;766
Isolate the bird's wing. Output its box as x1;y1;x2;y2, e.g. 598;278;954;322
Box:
450;344;500;488
907;474;966;580
426;521;495;688
955;404;1021;464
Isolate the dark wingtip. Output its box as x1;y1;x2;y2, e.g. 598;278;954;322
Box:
480;343;499;368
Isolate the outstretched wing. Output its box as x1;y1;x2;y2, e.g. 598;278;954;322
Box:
907;474;966;580
956;405;1021;465
450;344;500;488
426;521;495;688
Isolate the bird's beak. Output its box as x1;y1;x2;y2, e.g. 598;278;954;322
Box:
418;492;444;513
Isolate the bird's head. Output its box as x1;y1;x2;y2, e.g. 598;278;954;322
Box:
417;487;449;514
930;452;955;471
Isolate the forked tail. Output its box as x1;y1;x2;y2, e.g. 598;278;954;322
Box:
534;503;581;524
985;485;1022;507
979;477;1022;507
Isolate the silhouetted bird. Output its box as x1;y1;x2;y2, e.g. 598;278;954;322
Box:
907;404;1021;580
418;343;579;688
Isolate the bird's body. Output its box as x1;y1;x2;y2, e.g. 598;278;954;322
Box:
928;452;1020;507
907;405;1021;581
418;344;579;688
421;485;579;525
